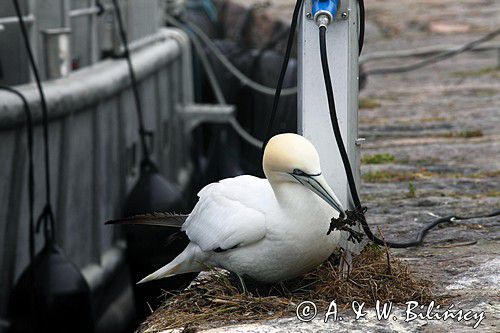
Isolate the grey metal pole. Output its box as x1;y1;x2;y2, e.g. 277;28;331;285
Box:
298;0;363;254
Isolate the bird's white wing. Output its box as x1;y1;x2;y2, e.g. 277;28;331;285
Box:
182;175;272;252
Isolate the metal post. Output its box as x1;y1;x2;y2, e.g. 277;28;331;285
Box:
28;0;36;82
60;0;71;27
88;0;99;64
41;28;72;79
298;0;362;253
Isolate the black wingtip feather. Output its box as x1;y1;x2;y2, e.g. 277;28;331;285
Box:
105;212;188;228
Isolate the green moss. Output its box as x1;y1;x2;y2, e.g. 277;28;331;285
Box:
359;98;382;109
459;130;484;138
446;190;500;199
367;243;383;254
362;170;436;183
362;167;498;183
452;66;500;78
363;171;407;183
407;182;416;198
362;153;396;165
443;130;483;138
469;170;500;179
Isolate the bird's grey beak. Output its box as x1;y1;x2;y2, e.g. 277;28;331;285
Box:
290;171;345;218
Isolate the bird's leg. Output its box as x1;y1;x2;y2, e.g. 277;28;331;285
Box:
279;281;290;295
236;273;248;294
339;249;352;278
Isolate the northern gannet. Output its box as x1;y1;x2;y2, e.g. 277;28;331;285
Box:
109;134;346;284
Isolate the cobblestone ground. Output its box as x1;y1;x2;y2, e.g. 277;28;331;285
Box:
357;0;500;331
152;1;499;332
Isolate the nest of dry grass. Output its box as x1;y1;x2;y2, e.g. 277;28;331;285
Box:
139;245;434;333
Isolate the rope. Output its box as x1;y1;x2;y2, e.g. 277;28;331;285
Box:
189;22;263;148
165;14;298;97
358;0;365;55
13;0;55;241
365;27;500;76
112;0;151;161
262;0;303;150
167;14;263;148
0;87;35;261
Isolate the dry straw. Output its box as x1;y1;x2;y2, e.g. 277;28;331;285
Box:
139;245;434;332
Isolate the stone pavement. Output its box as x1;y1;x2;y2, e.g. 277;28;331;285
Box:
354;0;500;331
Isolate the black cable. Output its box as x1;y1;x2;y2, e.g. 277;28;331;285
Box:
261;25;291;53
262;0;303;151
13;0;55;240
0;87;35;262
237;4;258;49
111;0;151;161
358;0;365;55
259;1;498;248
319;27;361;206
0;86;37;333
319;25;500;248
263;0;365;150
365;27;500;76
12;0;50;208
244;24;291;145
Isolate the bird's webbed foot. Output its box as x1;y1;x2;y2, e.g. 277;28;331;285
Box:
327;206;367;244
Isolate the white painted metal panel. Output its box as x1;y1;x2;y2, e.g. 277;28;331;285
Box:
298;0;362;252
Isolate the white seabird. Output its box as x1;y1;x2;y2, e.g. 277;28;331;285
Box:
111;133;346;284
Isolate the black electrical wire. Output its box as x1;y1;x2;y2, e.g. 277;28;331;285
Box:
0;87;35;262
319;25;500;248
262;0;303;151
0;86;37;332
358;0;365;55
263;0;365;150
260;1;499;248
365;27;500;76
12;0;55;240
237;4;258;49
111;0;151;161
319;26;361;207
245;24;292;146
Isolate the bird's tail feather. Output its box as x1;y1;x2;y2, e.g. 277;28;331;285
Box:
137;243;205;284
105;212;188;228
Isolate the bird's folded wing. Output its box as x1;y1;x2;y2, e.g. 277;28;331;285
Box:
182;177;269;252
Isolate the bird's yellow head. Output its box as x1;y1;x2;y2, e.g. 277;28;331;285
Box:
263;133;321;177
263;133;344;216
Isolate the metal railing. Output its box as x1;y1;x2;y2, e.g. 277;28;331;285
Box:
0;27;194;323
0;14;35;25
0;0;161;84
69;6;102;18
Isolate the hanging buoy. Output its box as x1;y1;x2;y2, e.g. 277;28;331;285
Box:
7;2;95;331
109;0;196;317
215;128;244;179
122;158;193;317
124;159;186;217
9;240;95;333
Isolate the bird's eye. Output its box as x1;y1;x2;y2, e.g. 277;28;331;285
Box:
292;169;306;176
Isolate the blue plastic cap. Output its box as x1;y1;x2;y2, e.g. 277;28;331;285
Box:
312;0;339;19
